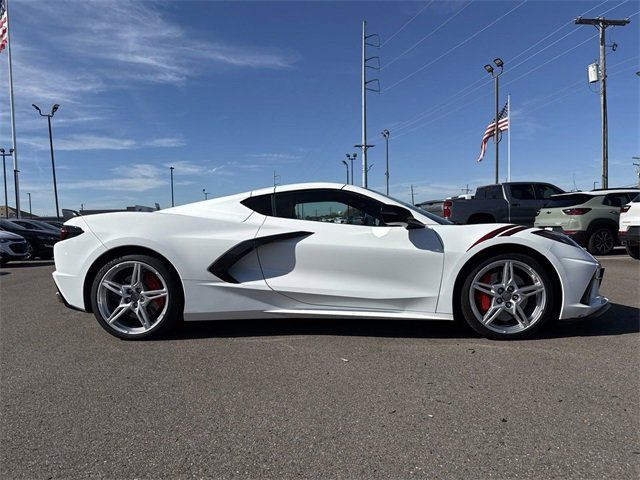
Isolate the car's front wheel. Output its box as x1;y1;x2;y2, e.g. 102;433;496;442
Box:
460;253;556;340
90;254;182;340
626;245;640;260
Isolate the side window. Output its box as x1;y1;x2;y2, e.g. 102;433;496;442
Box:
535;184;563;199
485;186;502;199
475;187;487;200
510;184;535;200
271;189;386;226
242;194;273;216
603;194;628;208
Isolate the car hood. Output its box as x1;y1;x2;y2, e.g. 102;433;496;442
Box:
0;230;26;240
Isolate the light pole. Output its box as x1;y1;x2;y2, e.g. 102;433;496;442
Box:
381;129;390;195
170;166;175;207
483;58;504;184
345;153;357;185
341;160;349;184
32;103;61;219
26;192;32;218
593;181;599;190
1;148;13;218
203;188;210;200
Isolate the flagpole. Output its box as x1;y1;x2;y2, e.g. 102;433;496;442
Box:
5;0;20;218
507;94;511;182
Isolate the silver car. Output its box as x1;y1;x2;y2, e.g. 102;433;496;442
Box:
0;230;28;266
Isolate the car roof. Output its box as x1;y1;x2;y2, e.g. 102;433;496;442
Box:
550;189;639;198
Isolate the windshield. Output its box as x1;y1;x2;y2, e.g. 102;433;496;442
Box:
375;191;453;225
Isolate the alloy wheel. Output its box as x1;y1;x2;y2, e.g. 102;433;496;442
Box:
469;259;547;335
96;261;169;335
593;229;614;255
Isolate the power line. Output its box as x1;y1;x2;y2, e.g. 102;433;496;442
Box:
384;1;528;92
381;0;475;71
383;0;621;133
381;1;434;47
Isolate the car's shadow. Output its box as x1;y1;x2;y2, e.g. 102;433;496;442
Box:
2;260;54;268
169;302;639;341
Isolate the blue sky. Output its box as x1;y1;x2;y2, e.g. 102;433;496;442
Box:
0;0;638;215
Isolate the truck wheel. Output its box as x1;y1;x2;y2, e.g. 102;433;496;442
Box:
587;227;615;255
626;245;640;260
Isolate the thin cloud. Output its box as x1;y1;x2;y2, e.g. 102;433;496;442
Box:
21;134;185;151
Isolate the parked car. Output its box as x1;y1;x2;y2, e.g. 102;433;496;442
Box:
43;220;64;229
53;182;607;341
619;193;640;259
8;219;61;234
0;230;28;266
0;219;59;260
534;188;640;255
443;182;565;225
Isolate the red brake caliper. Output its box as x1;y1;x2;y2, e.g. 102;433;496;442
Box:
475;273;492;314
143;272;166;311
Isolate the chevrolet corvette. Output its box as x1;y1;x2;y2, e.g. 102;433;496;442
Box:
53;183;608;340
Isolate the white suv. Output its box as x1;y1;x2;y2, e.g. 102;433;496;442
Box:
619;193;640;259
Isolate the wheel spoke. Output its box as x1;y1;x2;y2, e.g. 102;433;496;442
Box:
482;306;503;325
135;305;151;329
502;261;515;285
143;288;167;301
512;304;530;328
472;282;494;297
131;262;142;285
102;280;124;296
519;284;544;297
107;304;130;324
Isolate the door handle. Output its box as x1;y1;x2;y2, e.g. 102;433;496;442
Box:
512;203;520;207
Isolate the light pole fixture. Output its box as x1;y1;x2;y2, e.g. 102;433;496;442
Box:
32;103;61;219
381;129;390;195
26;192;32;218
483;58;504;184
341;160;349;184
170;166;175;207
1;148;14;219
203;188;210;200
345;153;357;185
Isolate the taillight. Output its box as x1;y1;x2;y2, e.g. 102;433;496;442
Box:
443;200;452;218
621;205;631;213
562;208;591;215
60;225;84;240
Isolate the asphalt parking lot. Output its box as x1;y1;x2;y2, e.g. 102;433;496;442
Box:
1;254;639;479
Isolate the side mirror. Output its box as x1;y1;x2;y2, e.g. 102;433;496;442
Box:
380;204;425;230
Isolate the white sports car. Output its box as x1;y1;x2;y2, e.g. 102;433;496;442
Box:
53;183;608;340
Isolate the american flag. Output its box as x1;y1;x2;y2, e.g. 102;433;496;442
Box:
477;101;509;162
0;0;7;53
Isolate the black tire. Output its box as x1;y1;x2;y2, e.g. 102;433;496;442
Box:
459;253;556;340
626;245;640;260
587;227;615;255
0;259;7;267
90;254;183;340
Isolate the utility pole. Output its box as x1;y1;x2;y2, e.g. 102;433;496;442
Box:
202;188;210;200
341;160;349;184
345;153;357;185
575;16;630;189
360;20;380;188
483;59;504;184
410;184;415;205
26;192;31;218
1;148;13;218
32;103;61;219
273;171;281;187
170;166;175;207
381;129;390;195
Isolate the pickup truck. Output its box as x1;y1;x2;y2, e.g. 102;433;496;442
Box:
442;182;565;225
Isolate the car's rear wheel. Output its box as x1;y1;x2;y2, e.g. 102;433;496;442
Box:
460;253;556;340
24;241;35;260
587;227;615;255
90;254;182;340
626;245;640;260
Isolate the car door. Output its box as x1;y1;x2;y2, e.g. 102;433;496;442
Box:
507;184;539;225
253;188;445;313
